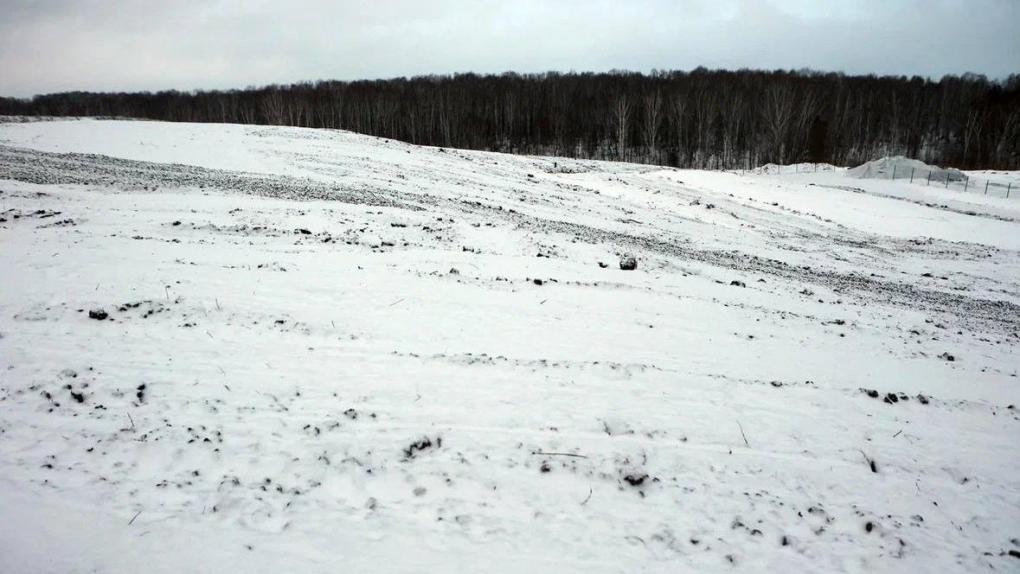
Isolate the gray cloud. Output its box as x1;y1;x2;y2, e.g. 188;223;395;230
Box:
1;0;1017;97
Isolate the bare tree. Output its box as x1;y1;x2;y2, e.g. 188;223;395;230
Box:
762;84;794;164
670;94;688;166
642;91;662;163
613;95;631;161
260;89;285;125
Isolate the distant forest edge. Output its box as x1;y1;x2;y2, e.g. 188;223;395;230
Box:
2;69;1019;169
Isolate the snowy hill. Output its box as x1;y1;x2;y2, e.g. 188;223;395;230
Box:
1;119;1018;573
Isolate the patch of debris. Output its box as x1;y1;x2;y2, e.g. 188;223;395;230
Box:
404;436;441;460
88;309;108;321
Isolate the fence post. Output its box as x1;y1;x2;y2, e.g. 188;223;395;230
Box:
1009;183;1013;198
910;167;915;183
945;173;950;188
963;177;969;193
985;181;989;195
892;166;897;179
927;171;932;186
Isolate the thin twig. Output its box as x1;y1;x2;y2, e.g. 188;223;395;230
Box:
127;412;135;431
581;486;593;505
736;420;749;447
532;451;589;459
858;449;878;473
892;429;902;438
128;510;142;525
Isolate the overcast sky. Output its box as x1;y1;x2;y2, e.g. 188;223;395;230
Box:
1;0;1017;97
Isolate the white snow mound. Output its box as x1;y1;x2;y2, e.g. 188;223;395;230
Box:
848;156;964;181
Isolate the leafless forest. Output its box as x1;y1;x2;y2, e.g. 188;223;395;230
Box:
3;69;1017;169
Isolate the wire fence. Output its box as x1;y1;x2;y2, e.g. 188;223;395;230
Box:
742;162;1016;199
882;165;1015;199
739;164;840;175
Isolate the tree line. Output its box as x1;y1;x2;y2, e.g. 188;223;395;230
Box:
2;68;1018;169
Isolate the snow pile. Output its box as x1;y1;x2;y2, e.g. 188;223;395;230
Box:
848;156;964;181
965;169;1020;187
1;120;1019;573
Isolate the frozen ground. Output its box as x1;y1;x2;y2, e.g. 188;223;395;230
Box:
0;119;1018;573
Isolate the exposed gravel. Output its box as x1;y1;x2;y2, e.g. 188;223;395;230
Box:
0;144;423;209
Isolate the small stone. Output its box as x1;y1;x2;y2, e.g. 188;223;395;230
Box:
88;309;108;321
623;473;647;486
619;256;637;271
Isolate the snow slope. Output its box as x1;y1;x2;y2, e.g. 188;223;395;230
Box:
0;119;1018;573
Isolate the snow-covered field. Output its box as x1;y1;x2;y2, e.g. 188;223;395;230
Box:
1;119;1018;573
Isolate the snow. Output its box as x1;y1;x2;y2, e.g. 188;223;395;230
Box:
848;156;964;182
693;169;1020;249
749;162;841;175
965;169;1020;187
1;119;1018;573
